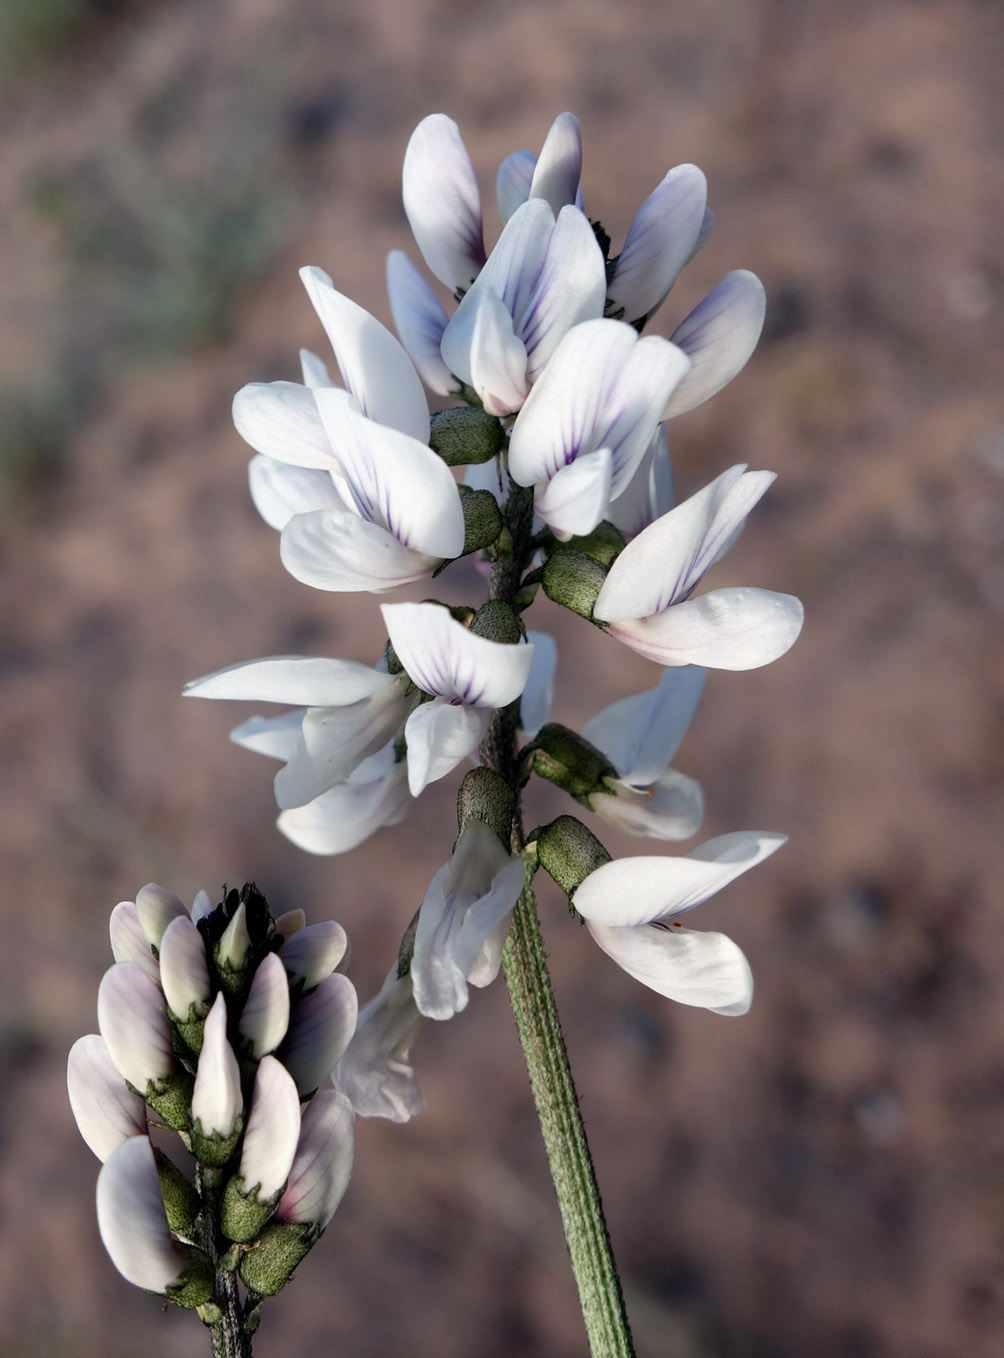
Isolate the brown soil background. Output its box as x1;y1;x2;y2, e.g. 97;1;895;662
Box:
1;1;1002;1355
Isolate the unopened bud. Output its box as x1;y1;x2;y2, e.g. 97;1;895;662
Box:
279;921;348;995
239;952;291;1056
534;816;612;899
274;908;306;940
108;902;160;982
238;1219;316;1298
67;1035;147;1162
190;993;243;1163
135;884;188;953
159;916;211;1025
97;963;175;1094
277;1091;354;1231
221;1057;301;1243
154;1148;200;1239
279;974;358;1098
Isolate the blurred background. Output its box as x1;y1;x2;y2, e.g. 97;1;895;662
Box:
1;0;1002;1354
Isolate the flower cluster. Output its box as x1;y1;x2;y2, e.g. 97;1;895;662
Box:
68;883;356;1308
183;111;802;1098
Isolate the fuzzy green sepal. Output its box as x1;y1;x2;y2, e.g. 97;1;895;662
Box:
458;486;504;556
526;723;619;801
154;1149;201;1238
428;406;504;465
541;548;608;620
534;816;612;899
238;1220;319;1297
191;1116;243;1168
164;1249;215;1309
221;1174;279;1244
143;1071;194;1132
457;768;515;848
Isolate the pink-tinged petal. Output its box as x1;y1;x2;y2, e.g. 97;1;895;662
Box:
135;884;188;952
572;831;788;926
158;916;211;1021
521;205;607;381
590;768;704;841
277;1090;355;1229
239;1056;302;1199
274;678;413;810
299;267;429;443
496;148;536;222
440;198;553;388
593;466;773;621
97;1137;187;1291
662;271;767;419
185;655;394;706
402;114;486;291
519;631;557;736
527;112;582;214
277;756;410;855
190;890;214;923
280;972;358;1097
468;288;530;416
68;1035;147;1162
534;449;613;540
386;250;454;396
403;700;489;796
97;963;174;1091
313;387;465;559
606;425;674;539
232;381;335;470
109;902;160;982
299;347;332;389
332;971;425;1122
587;922;753;1014
248;455;349;532
231;712;305;763
606;165;708;323
581;666;707;785
239;952;291;1057
280;920;349;991
608;587;805;670
280;511;443;594
192;993;242;1137
381;601;535;708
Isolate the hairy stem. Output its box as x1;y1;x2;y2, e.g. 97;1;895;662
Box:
483;480;636;1357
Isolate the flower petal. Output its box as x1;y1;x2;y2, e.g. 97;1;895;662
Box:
386;250;454;395
299;347;332;389
280;973;358;1097
299;266;429;443
521;205;607;381
97;963;174;1091
230;711;306;762
587;922;753;1013
333;972;425;1123
232;382;334;469
468;287;530;416
581;666;707;785
606;164;708;323
527;112;582;214
313;387;465;559
403;699;489;796
402;114;486;290
192;992;242;1138
518;631;557;736
277;1090;355;1229
593;465;773;622
607;587;805;670
496;148;536;222
68;1035;148;1162
662;271;767;420
185;655;395;706
606;425;674;539
534;448;613;540
238;952;291;1057
248;455;348;532
277;757;410;855
572;830;787;926
239;1056;301;1200
280;510;443;593
381;601;535;707
590;768;704;841
97;1137;187;1292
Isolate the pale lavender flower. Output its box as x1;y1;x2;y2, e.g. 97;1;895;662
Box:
96;1137;189;1293
97;963;174;1094
279;972;358;1098
276;1091;355;1231
67;1035;147;1162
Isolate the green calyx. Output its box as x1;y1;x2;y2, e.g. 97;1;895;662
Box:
165;1249;215;1310
428;406;505;466
525;723;619;802
190;1115;244;1169
541;548;609;620
221;1174;279;1245
458;486;504;556
534;815;612;900
470;598;523;645
238;1220;319;1297
457;767;516;849
154;1149;201;1239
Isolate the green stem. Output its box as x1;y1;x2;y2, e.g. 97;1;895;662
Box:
483;478;636;1357
502;878;636;1357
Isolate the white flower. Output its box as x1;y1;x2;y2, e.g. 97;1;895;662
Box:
280;920;349;992
659;271;768;420
191;993;242;1138
507;318;690;539
496;112;583;220
332;968;425;1123
593;464;805;669
411;821;526;1020
402;113;487;293
276;745;411;856
276;1091;355;1231
158;916;211;1022
97;963;175;1095
438;198;607;417
572;832;787;1013
185;653;415;810
581;667;707;840
96;1137;189;1293
236;1057;302;1202
278;973;358;1098
605;425;675;540
381;602;535;795
238;952;291;1058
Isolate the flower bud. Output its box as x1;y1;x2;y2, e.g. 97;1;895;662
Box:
541;546;608;620
458;486;504;556
97;963;174;1093
238;952;290;1057
108;902;160;982
217;903;252;972
275;908;306;939
135;884;188;953
428;405;504;466
67;1035;147;1162
190;993;243;1163
534;815;612;899
97;1136;213;1306
159;916;211;1023
526;723;619;800
279;973;358;1098
221;1056;301;1243
277;1091;354;1231
279;921;348;994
